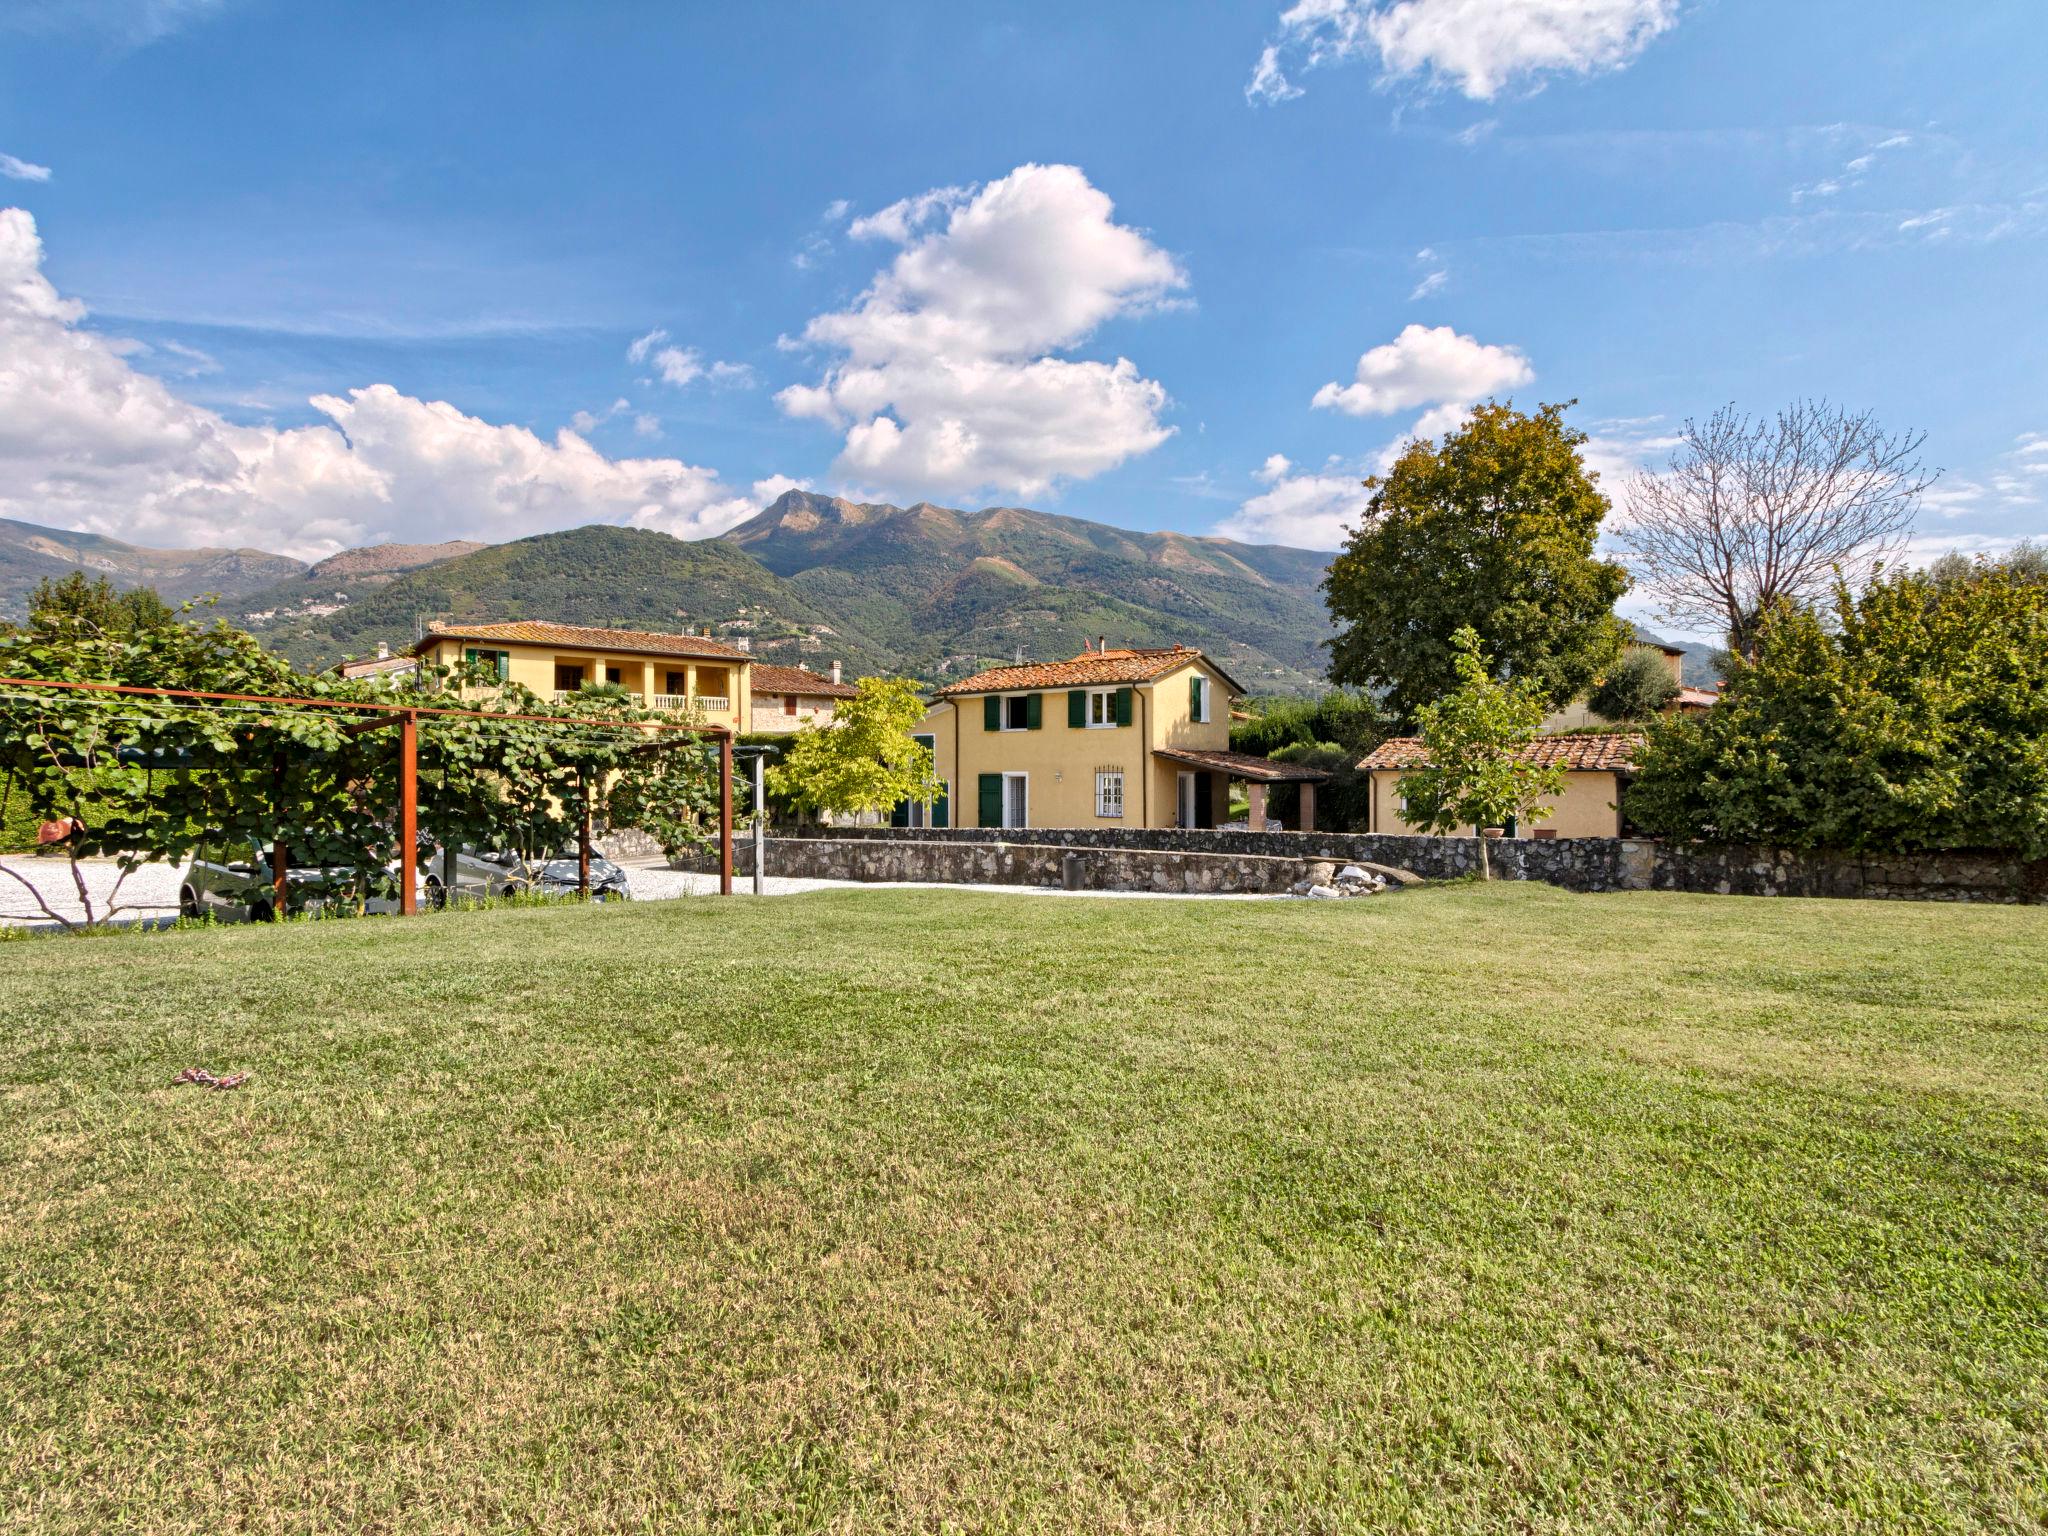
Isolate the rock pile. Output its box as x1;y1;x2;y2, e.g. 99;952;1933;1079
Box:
1289;861;1391;899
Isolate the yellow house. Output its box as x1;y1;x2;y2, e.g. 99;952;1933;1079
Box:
912;643;1319;831
411;620;753;731
1360;731;1645;839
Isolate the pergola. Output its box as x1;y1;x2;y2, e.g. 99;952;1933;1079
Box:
1151;747;1333;833
0;676;736;911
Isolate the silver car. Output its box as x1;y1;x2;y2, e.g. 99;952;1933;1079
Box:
180;838;415;922
423;844;632;907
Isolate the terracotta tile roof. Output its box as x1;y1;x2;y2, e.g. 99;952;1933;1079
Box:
1674;687;1720;709
333;653;417;678
1154;747;1332;783
412;620;750;661
1360;731;1647;773
749;664;859;699
932;645;1240;697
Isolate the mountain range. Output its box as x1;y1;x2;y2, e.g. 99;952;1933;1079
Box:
0;494;1720;691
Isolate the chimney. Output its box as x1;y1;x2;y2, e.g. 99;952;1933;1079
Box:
830;660;842;685
1014;645;1024;664
1096;635;1107;653
375;641;390;660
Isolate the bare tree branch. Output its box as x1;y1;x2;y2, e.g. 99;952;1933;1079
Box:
1619;400;1937;655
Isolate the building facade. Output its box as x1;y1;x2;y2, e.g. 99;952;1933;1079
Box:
410;620;753;731
912;644;1246;830
1360;732;1645;839
748;662;859;734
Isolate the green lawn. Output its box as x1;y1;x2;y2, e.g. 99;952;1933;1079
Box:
3;885;2045;1533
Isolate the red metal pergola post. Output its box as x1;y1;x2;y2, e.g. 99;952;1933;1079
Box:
270;751;288;916
398;709;418;916
718;731;733;897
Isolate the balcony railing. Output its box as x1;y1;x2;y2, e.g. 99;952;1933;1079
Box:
547;689;732;711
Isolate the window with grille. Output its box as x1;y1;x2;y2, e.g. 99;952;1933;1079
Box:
1095;769;1125;818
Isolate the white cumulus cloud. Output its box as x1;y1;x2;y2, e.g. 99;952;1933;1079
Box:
1217;454;1373;549
778;162;1188;500
1249;0;1680;104
1312;323;1532;417
0;208;780;560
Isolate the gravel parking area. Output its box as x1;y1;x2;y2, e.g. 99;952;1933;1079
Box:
2;856;1281;927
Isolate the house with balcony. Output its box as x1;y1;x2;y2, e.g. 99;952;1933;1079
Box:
908;642;1327;831
410;620;753;730
748;662;859;734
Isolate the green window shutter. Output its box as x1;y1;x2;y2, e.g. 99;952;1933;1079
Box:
932;782;950;828
1115;687;1133;726
984;696;1001;732
1025;692;1043;730
1068;689;1086;729
495;651;509;682
1189;675;1202;719
977;774;1003;828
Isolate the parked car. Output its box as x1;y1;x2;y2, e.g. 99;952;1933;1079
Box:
422;844;632;907
180;837;416;922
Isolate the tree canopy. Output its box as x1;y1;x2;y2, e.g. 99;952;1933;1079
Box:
1625;559;2048;857
1587;646;1680;723
766;677;937;821
1323;401;1631;725
1397;628;1566;880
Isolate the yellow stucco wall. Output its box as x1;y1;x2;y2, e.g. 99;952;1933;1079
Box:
1369;769;1625;838
916;658;1234;829
422;640;751;731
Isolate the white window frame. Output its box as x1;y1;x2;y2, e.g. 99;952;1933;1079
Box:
1094;769;1125;818
1190;675;1210;724
1000;694;1031;732
1001;771;1029;828
1086;688;1119;728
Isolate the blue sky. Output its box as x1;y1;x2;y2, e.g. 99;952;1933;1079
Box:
0;0;2042;634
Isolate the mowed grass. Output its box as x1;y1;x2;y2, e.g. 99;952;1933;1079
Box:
2;884;2046;1534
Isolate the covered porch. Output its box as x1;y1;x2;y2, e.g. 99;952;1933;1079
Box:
1152;748;1334;833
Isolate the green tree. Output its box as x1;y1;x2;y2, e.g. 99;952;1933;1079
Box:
28;572;180;638
1397;628;1566;880
767;677;937;823
1626;561;2048;856
1588;646;1680;723
1323;401;1631;724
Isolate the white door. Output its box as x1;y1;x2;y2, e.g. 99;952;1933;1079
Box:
1002;773;1028;829
1176;771;1196;829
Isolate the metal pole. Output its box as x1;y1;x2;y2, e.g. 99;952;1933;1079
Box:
270;751;288;917
578;768;592;899
751;751;766;896
718;732;734;896
398;710;418;915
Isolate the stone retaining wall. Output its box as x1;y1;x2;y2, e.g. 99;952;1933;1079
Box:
767;825;2042;904
729;837;1341;895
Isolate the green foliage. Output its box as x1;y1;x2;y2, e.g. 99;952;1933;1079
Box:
1323;401;1631;724
1398;628;1566;878
767;677;938;820
1588;646;1680;723
1626;562;2048;856
0;608;724;925
29;572;182;637
1231;689;1389;758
